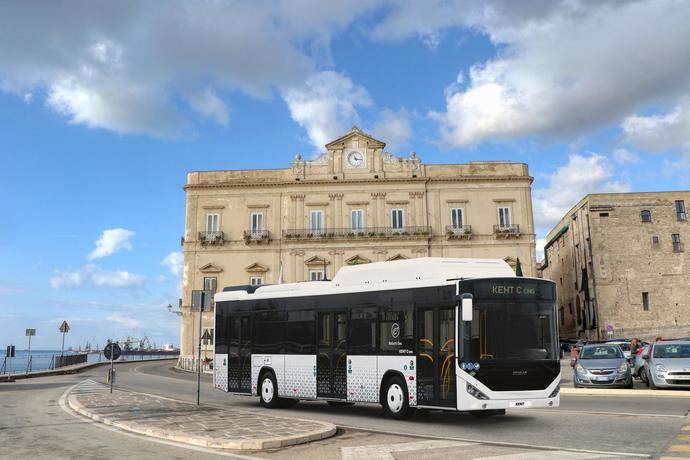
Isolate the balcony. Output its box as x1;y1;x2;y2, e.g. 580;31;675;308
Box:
446;225;472;240
198;231;225;245
493;224;520;238
282;226;432;241
243;229;271;244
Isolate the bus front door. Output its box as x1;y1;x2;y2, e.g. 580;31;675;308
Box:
417;307;456;407
317;311;347;399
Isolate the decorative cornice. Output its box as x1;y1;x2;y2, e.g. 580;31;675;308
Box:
246;204;270;209
345;201;369;206
201;205;225;210
199;263;223;273
290;194;306;201
245;262;269;273
446;199;469;204
184;175;534;191
371;192;387;198
289;249;305;256
386;200;409;205
305;202;329;207
328;193;344;200
493;198;516;203
409;191;425;198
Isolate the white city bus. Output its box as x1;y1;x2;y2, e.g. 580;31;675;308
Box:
213;258;560;419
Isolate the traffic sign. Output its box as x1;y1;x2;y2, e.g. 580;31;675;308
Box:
59;321;70;333
104;343;122;361
201;329;212;344
6;345;15;358
25;329;36;336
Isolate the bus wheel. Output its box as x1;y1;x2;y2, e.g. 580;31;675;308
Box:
382;376;413;420
259;372;280;408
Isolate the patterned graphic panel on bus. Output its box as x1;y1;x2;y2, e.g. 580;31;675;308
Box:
214;353;228;391
250;354;285;397
284;355;317;399
347;355;379;403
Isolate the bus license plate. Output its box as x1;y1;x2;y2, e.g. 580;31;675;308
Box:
510;401;530;408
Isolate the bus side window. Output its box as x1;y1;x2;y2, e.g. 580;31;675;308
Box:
349;307;377;355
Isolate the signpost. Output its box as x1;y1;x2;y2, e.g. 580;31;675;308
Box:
192;290;213;405
6;345;15;381
606;324;614;338
25;329;36;374
104;342;122;394
59;321;70;357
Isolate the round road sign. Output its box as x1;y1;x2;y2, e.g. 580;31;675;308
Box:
104;343;122;361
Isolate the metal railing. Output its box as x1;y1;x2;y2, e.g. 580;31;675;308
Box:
51;353;88;369
493;224;520;236
198;231;224;244
445;225;472;238
282;226;432;241
243;229;271;243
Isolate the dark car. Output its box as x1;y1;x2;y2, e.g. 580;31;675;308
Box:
573;344;633;388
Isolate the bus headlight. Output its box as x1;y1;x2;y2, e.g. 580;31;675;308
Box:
466;382;489;400
549;385;560;398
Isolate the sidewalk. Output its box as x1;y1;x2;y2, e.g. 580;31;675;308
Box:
65;380;336;450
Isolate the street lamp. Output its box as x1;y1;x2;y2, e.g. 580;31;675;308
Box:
167;303;183;316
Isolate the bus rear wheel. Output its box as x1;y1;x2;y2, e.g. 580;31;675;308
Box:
382;376;414;420
259;372;280;409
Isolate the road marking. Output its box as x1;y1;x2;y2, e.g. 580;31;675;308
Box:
341;440;472;460
683;425;690;431
533;408;688;419
337;425;649;458
473;451;617;459
677;434;690;441
58;381;262;460
669;445;690;452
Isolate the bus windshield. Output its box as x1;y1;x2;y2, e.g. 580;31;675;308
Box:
461;279;558;362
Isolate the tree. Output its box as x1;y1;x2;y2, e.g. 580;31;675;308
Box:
515;257;523;277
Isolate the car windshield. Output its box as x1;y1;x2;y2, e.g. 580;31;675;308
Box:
653;344;690;358
580;346;623;359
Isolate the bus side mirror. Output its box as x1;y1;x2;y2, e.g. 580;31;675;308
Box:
461;295;473;322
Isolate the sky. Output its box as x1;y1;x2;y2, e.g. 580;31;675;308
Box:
1;0;689;350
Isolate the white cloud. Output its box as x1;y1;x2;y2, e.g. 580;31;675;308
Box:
533;153;630;231
612;148;638;166
0;1;386;137
622;101;690;154
370;108;412;151
49;264;144;289
50;270;85;289
536;238;547;263
282;71;372;150
186;89;230;126
106;313;141;329
161;252;184;278
376;1;690;147
88;228;135;260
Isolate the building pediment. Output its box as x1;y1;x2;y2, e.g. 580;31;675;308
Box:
305;255;330;266
345;255;371;265
325;126;385;150
245;262;269;273
387;254;408;261
199;263;223;273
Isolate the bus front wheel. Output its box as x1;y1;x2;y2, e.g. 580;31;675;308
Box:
259;372;280;409
382;376;414;420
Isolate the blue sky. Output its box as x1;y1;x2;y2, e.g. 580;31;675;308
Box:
1;0;689;349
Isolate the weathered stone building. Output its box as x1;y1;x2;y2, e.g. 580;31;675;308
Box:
540;192;690;340
178;127;537;368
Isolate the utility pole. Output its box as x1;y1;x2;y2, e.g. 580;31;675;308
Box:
197;296;204;406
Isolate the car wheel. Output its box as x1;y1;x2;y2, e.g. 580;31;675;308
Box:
382;375;413;420
259;372;280;408
639;367;648;384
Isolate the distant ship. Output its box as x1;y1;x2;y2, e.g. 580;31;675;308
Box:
162;343;177;352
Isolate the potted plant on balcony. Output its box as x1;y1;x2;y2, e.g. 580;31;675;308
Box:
447;229;455;238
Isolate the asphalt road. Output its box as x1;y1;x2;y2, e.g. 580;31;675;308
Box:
1;360;689;459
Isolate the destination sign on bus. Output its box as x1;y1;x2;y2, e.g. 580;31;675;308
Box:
472;280;555;301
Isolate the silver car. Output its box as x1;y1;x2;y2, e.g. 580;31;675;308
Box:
643;341;690;389
573;344;632;388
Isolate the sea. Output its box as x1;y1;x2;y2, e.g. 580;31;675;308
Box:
1;349;175;375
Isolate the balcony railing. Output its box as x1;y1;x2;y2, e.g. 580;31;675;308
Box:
282;226;432;241
198;231;225;245
493;224;520;238
243;229;271;244
445;225;472;239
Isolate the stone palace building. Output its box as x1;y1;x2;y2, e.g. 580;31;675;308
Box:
540;192;690;341
178;127;537;367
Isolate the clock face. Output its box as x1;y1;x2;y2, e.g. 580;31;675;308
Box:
347;151;364;167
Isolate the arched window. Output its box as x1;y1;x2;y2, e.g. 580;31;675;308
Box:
640;210;652;222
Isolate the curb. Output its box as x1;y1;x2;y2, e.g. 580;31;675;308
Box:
561;387;690;397
1;357;178;381
66;387;336;451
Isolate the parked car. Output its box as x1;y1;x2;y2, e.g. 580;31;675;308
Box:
573;344;633;388
606;341;632;360
642;341;690;389
634;344;650;380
